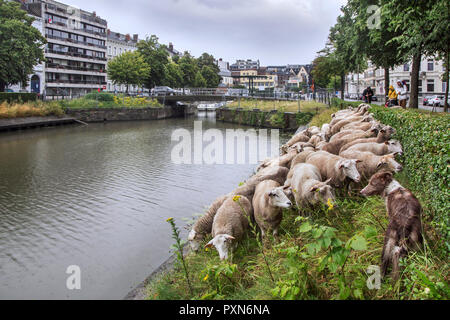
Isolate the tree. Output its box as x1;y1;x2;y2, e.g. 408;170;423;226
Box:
423;0;450;111
163;62;183;88
311;55;336;89
0;0;46;92
179;52;198;88
193;71;207;88
384;0;438;108
107;51;150;93
346;0;407;101
200;65;221;88
137;35;169;88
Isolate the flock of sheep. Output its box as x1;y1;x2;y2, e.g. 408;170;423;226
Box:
188;104;423;280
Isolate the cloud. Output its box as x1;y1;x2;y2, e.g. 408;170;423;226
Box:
64;0;346;65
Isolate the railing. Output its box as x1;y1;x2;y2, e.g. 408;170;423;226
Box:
46;79;107;85
45;50;107;61
46;63;106;73
46;34;107;49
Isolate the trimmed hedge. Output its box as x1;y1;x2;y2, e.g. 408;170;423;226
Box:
370;106;450;250
0;92;38;103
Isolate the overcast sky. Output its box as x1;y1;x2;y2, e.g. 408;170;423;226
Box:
63;0;346;65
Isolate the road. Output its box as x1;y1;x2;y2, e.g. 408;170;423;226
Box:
345;99;449;113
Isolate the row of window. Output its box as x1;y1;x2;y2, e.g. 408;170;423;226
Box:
46;73;106;83
403;60;435;72
48;43;106;59
44;13;106;34
46;28;105;47
107;46;135;56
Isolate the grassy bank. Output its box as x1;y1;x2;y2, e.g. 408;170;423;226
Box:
146;106;449;301
0;101;64;119
0;92;163;119
227;99;328;114
60;92;162;110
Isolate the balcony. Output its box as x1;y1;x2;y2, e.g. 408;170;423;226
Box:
46;34;107;49
45;49;107;62
46;63;106;75
46;79;106;85
46;4;107;27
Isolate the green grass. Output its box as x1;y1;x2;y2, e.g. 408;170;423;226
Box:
146;104;449;301
228;99;328;114
148;186;448;300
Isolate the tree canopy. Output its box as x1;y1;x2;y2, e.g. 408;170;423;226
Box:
0;0;46;92
107;51;150;92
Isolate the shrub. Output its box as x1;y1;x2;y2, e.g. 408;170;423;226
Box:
370;106;450;251
0;101;64;118
0;92;38;103
295;112;314;126
84;91;115;102
309;108;339;128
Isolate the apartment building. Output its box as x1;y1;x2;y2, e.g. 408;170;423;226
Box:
346;58;447;99
230;59;260;71
106;30;139;93
12;0;108;98
8;1;45;94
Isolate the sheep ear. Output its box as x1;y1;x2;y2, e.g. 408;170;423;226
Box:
385;141;389;145
377;161;384;168
356;159;363;163
224;235;235;241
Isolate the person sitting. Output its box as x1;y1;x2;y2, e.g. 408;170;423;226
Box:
363;87;374;104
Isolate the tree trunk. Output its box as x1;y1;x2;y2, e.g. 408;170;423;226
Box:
445;50;449;113
340;72;345;100
384;67;390;104
0;81;6;93
410;53;421;109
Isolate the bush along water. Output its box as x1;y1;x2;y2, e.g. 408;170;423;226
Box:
370;106;449;253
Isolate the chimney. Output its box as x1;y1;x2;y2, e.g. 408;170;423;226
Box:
107;29;111;35
125;34;131;41
133;34;138;42
93;11;96;17
169;42;174;51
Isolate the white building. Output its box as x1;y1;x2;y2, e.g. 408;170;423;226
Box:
346;58;447;99
106;30;139;93
216;59;233;87
8;1;46;95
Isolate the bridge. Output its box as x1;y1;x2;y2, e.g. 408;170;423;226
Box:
153;88;302;104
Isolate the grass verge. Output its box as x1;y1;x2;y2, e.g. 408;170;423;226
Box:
227;99;328;114
146;106;449;300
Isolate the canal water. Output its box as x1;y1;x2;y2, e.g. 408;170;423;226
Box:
0;112;281;300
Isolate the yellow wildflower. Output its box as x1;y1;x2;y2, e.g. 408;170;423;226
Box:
233;195;241;202
166;217;174;222
327;199;334;211
203;274;209;282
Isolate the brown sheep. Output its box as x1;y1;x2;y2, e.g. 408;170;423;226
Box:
361;171;423;280
340;150;403;180
344;141;403;156
339;126;397;153
322;129;378;155
305;151;362;188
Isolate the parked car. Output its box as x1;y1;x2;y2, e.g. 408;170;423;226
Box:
372;96;378;102
423;96;434;106
152;86;176;96
349;93;358;100
5;89;14;93
428;95;445;107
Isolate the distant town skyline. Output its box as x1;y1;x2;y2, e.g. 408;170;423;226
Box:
59;0;347;65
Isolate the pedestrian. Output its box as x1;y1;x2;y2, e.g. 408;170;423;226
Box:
387;85;398;107
396;81;407;109
362;86;374;104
